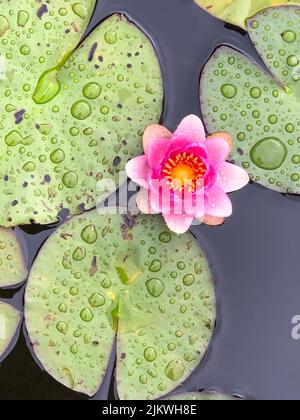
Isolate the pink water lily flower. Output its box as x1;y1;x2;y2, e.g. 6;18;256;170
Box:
126;115;249;234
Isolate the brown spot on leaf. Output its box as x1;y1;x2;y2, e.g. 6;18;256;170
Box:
121;214;138;240
89;256;98;276
60;233;73;240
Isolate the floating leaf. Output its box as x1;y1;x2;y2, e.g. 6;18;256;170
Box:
201;6;300;194
25;213;216;399
0;228;27;287
166;392;239;400
195;0;300;29
0;301;20;359
0;2;163;226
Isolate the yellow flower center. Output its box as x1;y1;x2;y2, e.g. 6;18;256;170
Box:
162;152;206;192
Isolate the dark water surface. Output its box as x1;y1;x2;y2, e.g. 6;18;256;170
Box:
1;0;300;401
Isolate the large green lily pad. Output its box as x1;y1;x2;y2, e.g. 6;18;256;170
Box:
25;212;216;399
201;6;300;194
0;228;27;288
0;301;20;359
166;392;238;400
195;0;300;29
0;2;163;226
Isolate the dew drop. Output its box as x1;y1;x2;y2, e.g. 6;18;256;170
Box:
62;171;78;188
83;82;102;99
0;15;9;36
250;137;287;170
250;87;261;99
104;30;117;44
101;276;112;289
285;123;295;133
56;321;68;335
149;259;162;272
159;231;171;243
58;7;68;16
88;293;105;308
80;307;94;322
183;274;195;286
70;127;79;136
71;100;92;120
268;115;278;124
72;246;86;261
292;155;300;164
17;10;29;27
70;287;78;296
23;161;35;172
144;347;157;362
164;360;185;381
145;278;165;297
168;343;176;351
220;84;237;99
100;106;109;115
139;375;148;385
58;303;67;313
50;148;65;164
33;68;61;104
250;20;259;29
177;261;185;270
70;343;78;354
287;55;299;67
81;224;98;244
281;30;296;43
72;3;87;19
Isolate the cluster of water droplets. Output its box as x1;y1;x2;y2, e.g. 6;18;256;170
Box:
25;213;215;398
0;4;163;225
203;7;300;193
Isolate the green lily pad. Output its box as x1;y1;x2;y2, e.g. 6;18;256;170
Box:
195;0;300;29
0;301;20;359
200;5;300;194
166;392;239;400
0;2;163;226
0;228;27;288
25;213;216;399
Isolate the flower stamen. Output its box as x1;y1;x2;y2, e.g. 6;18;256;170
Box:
162;152;206;192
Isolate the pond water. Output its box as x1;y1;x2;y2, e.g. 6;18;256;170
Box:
1;0;300;400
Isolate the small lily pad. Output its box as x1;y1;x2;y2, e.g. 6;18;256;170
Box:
25;213;216;399
195;0;300;29
0;302;20;359
201;6;300;194
166;392;239;400
0;1;163;226
0;228;27;288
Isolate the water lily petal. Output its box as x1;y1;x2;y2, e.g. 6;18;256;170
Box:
136;188;159;214
218;162;249;193
205;137;230;166
183;188;205;219
126;156;150;188
203;214;225;226
147;138;172;167
143;124;172;153
207;132;232;157
163;213;194;234
205;186;232;217
174;115;206;142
